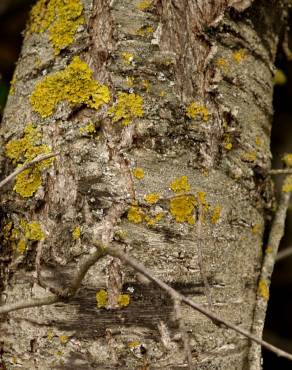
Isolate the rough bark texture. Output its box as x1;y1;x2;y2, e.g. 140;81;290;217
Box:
0;0;286;369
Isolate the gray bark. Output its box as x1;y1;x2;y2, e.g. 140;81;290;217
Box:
0;0;286;369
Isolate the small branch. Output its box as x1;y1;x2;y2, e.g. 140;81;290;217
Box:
276;245;292;262
0;152;58;189
0;295;59;315
107;246;292;362
173;298;193;369
248;189;292;369
269;168;292;175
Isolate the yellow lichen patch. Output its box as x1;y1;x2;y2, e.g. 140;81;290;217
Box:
252;224;261;235
30;57;110;118
159;90;166;97
197;191;209;211
257;279;269;300
127;204;144;224
136;25;154;36
142;79;151;93
144;193;160;204
79;122;96;135
109;92;144;126
128;341;141;348
25;221;45;241
273;69;287;85
211;205;221;224
14;168;43;198
96;289;108;308
47;329;54;341
170;176;191;193
282;175;292;193
59;335;69;345
133;167;145;180
255;136;263;147
241;151;257;162
126;76;135;88
216;58;229;72
136;0;152;10
28;0;84;55
223;135;233;151
118;294;130;307
265;246;273;254
121;52;134;65
170;195;197;224
186;102;209;122
72;226;81;240
145;212;164;226
282;153;292;167
232;49;246;63
9;72;17;95
17;239;27;254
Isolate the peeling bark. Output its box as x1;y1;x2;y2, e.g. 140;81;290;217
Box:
0;0;287;369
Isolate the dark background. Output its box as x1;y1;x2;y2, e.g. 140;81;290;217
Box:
0;2;291;368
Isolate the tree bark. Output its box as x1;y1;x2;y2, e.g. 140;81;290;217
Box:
0;0;286;369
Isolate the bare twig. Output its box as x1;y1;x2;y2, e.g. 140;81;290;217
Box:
0;152;58;189
0;294;59;315
173;298;193;369
107;245;292;362
248;190;292;369
276;245;292;262
269;168;292;175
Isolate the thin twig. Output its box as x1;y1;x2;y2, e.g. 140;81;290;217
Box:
269;168;292;175
0;152;58;189
248;190;292;369
276;245;292;262
0;295;59;315
107;245;292;362
173;298;193;369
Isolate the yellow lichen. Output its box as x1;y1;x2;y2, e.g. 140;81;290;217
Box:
170;176;191;193
109;92;144;126
144;193;160;204
257;279;269;300
282;153;292;167
265;246;273;254
5;124;53;197
252;224;261;235
17;239;27;254
9;72;17;95
186;102;209;122
59;335;69;345
25;222;45;241
211;205;221;224
128;341;141;348
133;167;145;180
79;122;96;135
145;212;164;226
142;79;151;93
136;25;154;36
197;191;209;211
121;52;134;65
282;175;292;193
127;205;144;224
159;90;166;97
118;294;130;307
30;57;110;118
232;49;246;63
216;58;229;72
96;289;108;308
241;151;257;162
126;76;135;88
273;69;287;85
223;135;233;151
255;136;263;147
72;226;81;240
28;0;84;55
170;195;197;224
136;0;152;10
47;329;54;341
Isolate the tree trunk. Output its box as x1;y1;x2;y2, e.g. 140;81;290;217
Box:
0;0;286;369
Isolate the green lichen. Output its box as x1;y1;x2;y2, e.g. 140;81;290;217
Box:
186;102;209;122
170;195;197;224
30;56;110;118
118;294;130;307
28;0;84;55
5;123;53;197
109;92;144;126
170;176;191;193
96;289;108;308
